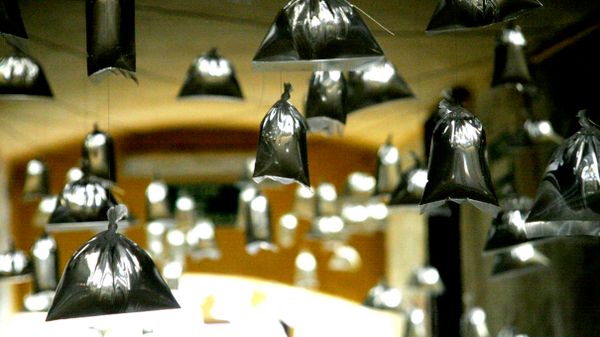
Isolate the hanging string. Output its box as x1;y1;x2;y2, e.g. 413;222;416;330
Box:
107;77;111;132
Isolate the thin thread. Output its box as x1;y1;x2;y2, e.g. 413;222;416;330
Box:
107;78;111;132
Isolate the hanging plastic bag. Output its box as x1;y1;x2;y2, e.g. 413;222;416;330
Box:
525;111;600;238
178;48;243;100
0;0;28;39
46;205;179;321
346;59;414;113
253;83;311;188
22;158;50;202
389;153;428;207
82;125;117;183
86;0;136;81
374;135;402;197
491;25;533;89
426;0;542;33
47;173;126;231
483;196;531;253
305;71;347;137
252;0;384;71
0;49;53;99
245;192;277;255
420;99;499;214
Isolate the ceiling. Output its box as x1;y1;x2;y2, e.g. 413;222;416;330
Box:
0;0;595;161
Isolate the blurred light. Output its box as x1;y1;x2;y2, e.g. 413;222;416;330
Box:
367;202;389;220
512;244;535;262
167;229;186;247
176;196;195;212
409;308;425;325
66;167;84;183
318;183;337;202
342;204;369;223
146;181;168;204
280;214;298;230
251;195;268;213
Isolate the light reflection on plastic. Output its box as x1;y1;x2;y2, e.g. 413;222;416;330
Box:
506;30;526;46
40;196;57;213
198;58;232;77
409;308;425;324
66;167;84;183
297;185;315;199
318;183;337;202
0;56;40;83
147;221;166;236
367;202;388;220
380;288;402;308
469;308;486;325
27;159;45;175
362;62;395;84
419;268;440;285
342;204;369;223
295;250;317;272
167;230;186;247
318;216;344;234
251;195;268;213
280;214;298;230
382;147;399;165
176;196;195;212
348;172;376;193
512;244;535;262
146;181;168;204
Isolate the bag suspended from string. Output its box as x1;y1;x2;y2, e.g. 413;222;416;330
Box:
253;83;311;188
46;205;179;321
525;111;600;238
426;0;542;33
86;0;136;81
420;99;499;214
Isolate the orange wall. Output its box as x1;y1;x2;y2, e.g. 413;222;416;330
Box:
8;127;385;305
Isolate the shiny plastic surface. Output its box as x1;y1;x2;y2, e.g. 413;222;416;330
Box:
252;0;384;71
426;0;542;33
374;136;402;196
277;213;298;248
420;99;499;214
47;174;131;232
292;184;315;219
305;70;347;136
525;112;600;238
187;218;221;261
22;158;50;202
0;244;32;282
346;59;414;113
461;307;491;337
178;48;243;100
0;0;28;38
491;25;532;89
490;243;550;279
362;278;403;311
403;308;427;337
82;125;117;182
0;50;53;99
46;205;180;321
316;182;338;216
389;153;428;207
484;196;531;253
31;232;59;292
407;266;444;295
253;83;311;188
145;179;171;221
33;195;57;228
245;192;277;255
236;183;258;230
86;0;136;81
